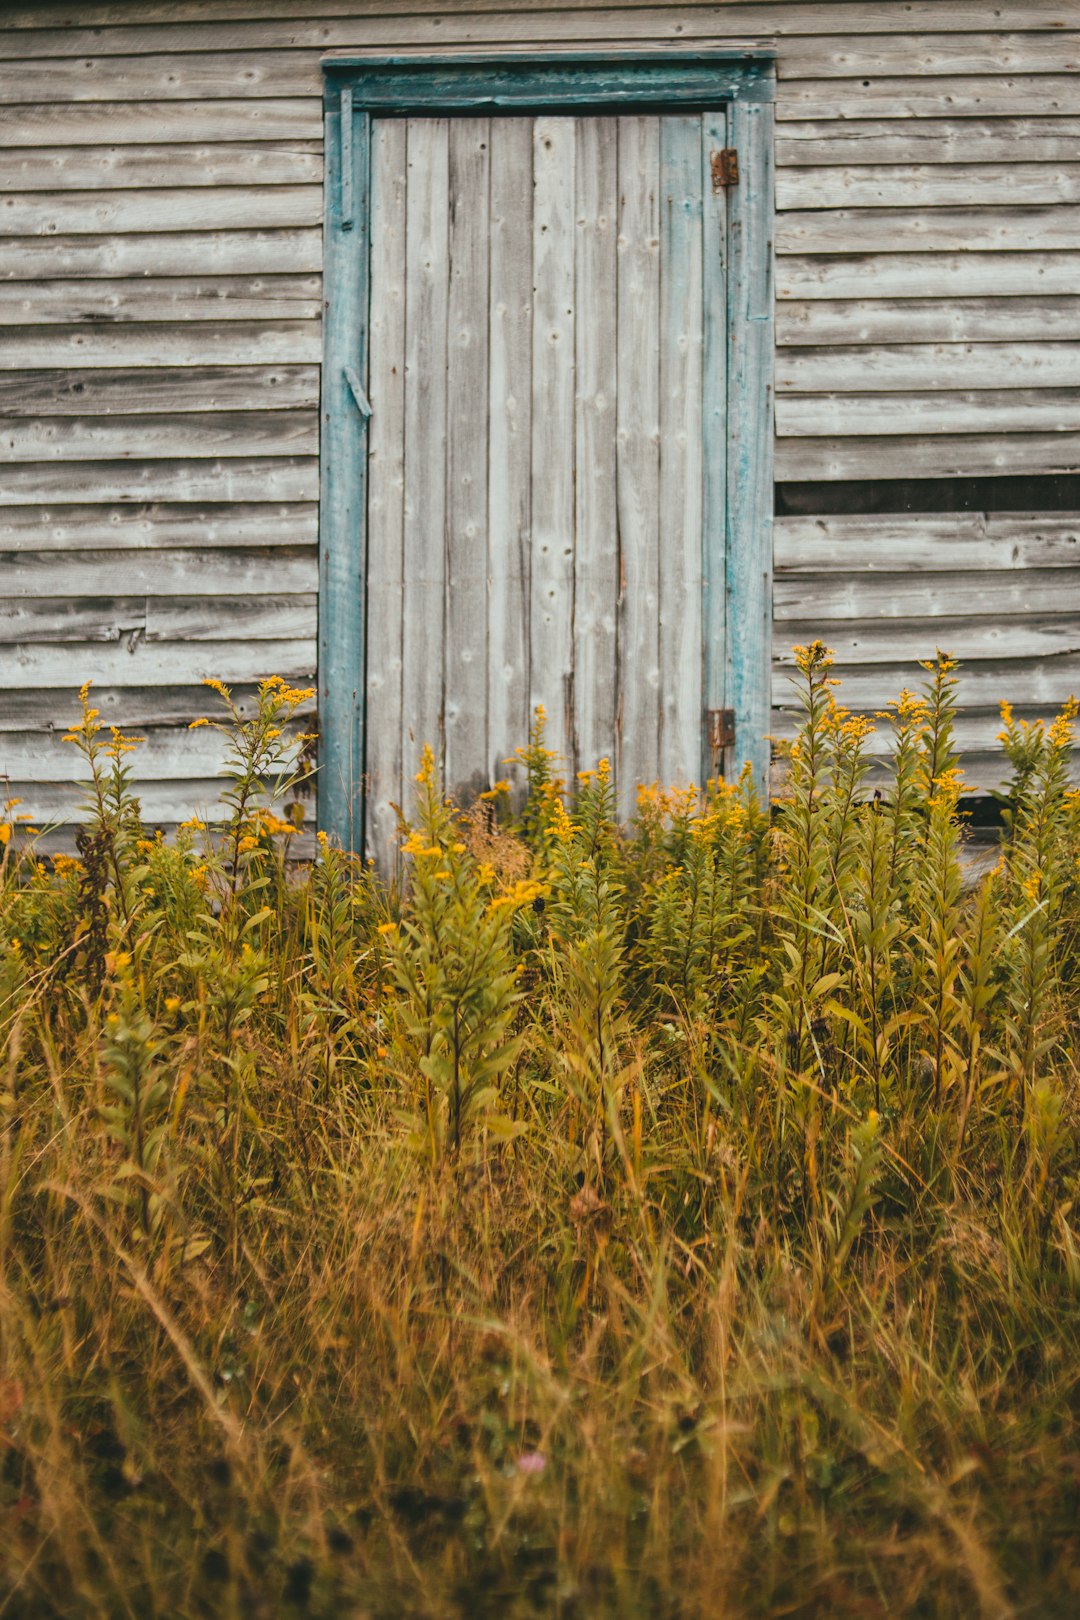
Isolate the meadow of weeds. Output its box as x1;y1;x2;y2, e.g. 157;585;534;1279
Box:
1;644;1079;1619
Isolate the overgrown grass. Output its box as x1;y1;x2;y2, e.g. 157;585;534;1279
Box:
1;647;1078;1618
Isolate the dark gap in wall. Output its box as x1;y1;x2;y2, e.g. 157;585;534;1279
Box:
776;475;1080;517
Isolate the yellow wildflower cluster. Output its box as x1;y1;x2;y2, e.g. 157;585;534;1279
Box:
478;780;510;802
792;640;835;677
837;713;875;744
880;688;931;726
486;878;550;915
51;853;83;877
549;798;575;844
260;674;316;706
929;765;966;810
249;807;297;840
414;745;437;790
203;678;230;699
1048;696;1078;750
401;831;443;860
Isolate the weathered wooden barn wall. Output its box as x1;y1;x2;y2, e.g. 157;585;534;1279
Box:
2;0;1079;827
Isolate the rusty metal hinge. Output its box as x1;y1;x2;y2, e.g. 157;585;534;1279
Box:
707;708;736;752
710;147;739;191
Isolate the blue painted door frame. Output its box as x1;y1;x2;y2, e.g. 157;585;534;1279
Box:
319;52;775;853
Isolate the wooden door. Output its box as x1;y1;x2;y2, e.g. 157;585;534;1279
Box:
363;112;727;862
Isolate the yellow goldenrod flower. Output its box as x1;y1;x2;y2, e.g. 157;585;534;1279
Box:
0;825;10;847
188;717;209;730
165;996;182;1013
377;922;398;936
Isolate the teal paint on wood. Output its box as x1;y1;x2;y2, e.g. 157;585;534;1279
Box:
725;97;776;793
318;92;370;851
322;55;776;114
701;111;729;788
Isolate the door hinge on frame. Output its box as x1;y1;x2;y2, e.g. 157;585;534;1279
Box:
707;708;736;753
710;147;739;191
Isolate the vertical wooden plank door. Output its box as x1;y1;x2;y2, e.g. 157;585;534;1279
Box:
364;111;725;863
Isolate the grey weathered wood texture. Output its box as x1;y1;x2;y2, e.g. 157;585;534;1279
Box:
362;109;715;861
2;0;1079;830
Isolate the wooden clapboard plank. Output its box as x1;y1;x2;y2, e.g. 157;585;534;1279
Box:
2;681;316;732
779;34;1080;78
778;251;1080;300
530;113;576;774
400;117;449;793
778;342;1080;391
658;113;703;789
0;501;317;551
0;594;316;644
0;410;316;461
4;143;322;191
2;457;318;504
0;99;321;145
774;515;1080;574
0;277;322;325
770;657;1080;710
778;389;1080;437
444;117;490;803
776;433;1080;481
0;230;322;278
774;568;1080;622
766;707;1075;758
777;117;1080;166
1;3;1075;39
0;725;235;783
777;164;1080;210
0;185;321;235
3;4;1079;53
778;298;1080;345
0;53;323;102
615;114;661;815
777;206;1080;255
776;77;1080;121
0;366;319;415
774;613;1080;663
572;114;617;783
364;116;407;870
0;636;316;689
486;116;532;800
0;323;321;368
7;547;316;597
8;778;248;826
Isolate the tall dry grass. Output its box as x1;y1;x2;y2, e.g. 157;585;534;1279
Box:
1;647;1078;1618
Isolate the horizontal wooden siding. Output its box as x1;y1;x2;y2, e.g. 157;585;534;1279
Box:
1;0;1078;823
